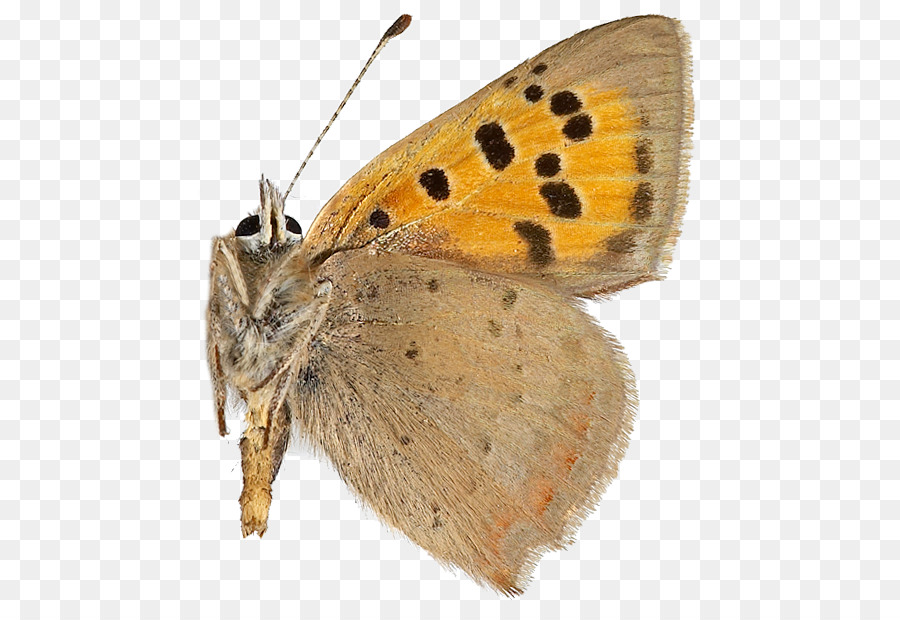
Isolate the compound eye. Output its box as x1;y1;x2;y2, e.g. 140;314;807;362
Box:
235;215;261;237
285;216;302;235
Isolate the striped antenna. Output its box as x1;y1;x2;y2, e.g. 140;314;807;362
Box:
283;14;412;202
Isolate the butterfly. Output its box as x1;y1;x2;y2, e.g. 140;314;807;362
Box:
206;14;692;595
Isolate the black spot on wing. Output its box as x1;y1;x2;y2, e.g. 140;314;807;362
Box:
487;320;502;337
534;153;560;177
418;168;450;201
550;91;582;115
635;139;653;174
503;76;517;87
631;182;653;221
524;84;543;103
563;114;593;141
531;63;548;75
539;182;582;218
502;289;518;309
513;221;554;266
475;122;515;171
369;209;390;229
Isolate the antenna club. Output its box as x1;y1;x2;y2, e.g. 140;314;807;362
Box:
384;14;412;40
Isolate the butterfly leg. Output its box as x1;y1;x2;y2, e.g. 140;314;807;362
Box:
206;239;244;437
209;344;227;436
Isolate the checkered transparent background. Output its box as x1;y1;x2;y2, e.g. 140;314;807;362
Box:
1;0;897;618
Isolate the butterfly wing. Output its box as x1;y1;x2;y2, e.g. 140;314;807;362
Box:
300;15;692;297
288;248;635;594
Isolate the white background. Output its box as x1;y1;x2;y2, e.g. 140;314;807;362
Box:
1;0;896;618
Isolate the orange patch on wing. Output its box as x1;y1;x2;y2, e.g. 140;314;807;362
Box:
549;220;630;259
528;479;555;515
482;508;520;587
478;512;518;589
323;83;650;281
568;410;592;436
372;86;645;272
488;510;515;554
550;442;582;474
415;211;525;259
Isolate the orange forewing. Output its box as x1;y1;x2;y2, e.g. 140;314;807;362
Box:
300;15;691;297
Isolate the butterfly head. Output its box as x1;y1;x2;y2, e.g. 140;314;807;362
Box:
233;176;303;251
209;174;321;400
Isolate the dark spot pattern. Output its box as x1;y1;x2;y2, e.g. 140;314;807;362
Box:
502;289;518;309
563;114;593;141
475;122;515;171
503;76;517;87
550;91;582;115
524;84;543;102
531;63;548;75
400;435;411;445
631;182;653;221
427;279;439;292
488;320;502;338
513;221;554;266
534;153;560;177
369;209;390;229
635;139;653;173
405;346;419;359
481;438;493;453
540;182;582;218
419;168;450;201
606;231;637;254
235;215;260;237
